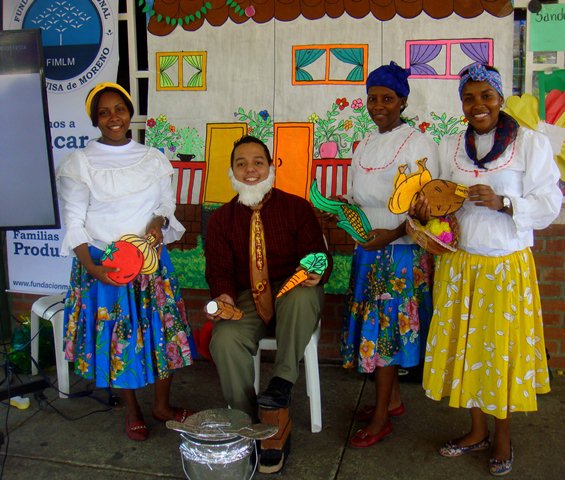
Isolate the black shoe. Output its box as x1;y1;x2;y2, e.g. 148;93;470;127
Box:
259;435;291;474
257;376;293;408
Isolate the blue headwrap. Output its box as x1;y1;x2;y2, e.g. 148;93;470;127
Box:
459;64;504;99
366;61;411;97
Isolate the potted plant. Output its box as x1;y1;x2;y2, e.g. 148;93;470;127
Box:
311;100;348;158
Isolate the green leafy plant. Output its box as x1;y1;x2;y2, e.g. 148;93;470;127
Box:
311;103;348;158
234;108;274;143
177;127;205;162
426;112;465;144
145;114;182;153
169;237;208;289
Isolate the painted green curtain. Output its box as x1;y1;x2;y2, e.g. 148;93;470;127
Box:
159;55;178;87
184;54;203;88
295;49;325;81
330;48;364;81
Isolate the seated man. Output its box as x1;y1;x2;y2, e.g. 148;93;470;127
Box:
205;135;332;472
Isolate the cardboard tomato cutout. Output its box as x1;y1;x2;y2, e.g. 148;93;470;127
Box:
101;241;143;284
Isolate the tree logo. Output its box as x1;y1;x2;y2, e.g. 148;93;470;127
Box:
9;0;116;94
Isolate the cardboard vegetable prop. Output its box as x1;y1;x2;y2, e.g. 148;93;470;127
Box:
206;299;244;320
101;234;160;284
276;252;328;298
310;180;372;243
119;234;159;274
101;240;144;284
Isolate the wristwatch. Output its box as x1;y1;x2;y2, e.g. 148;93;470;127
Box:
498;196;511;212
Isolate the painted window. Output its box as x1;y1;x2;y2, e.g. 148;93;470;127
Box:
292;45;368;85
406;39;494;79
156;51;207;91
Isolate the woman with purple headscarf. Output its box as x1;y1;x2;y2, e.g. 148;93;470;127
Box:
341;62;439;448
421;64;562;476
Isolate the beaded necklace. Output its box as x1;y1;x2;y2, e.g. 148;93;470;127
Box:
358;130;416;172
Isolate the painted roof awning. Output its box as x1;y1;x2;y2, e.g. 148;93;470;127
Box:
145;0;514;36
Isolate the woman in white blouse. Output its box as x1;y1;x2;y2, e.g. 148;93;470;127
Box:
341;62;439;448
421;64;562;476
56;82;196;441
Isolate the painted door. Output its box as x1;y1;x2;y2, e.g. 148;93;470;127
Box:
204;123;247;203
273;123;314;199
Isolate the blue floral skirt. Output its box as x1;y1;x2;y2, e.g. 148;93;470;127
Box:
63;246;196;389
341;244;433;372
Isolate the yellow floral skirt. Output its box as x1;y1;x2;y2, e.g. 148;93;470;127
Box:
422;248;550;419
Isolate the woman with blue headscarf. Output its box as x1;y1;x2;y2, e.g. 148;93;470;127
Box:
421;64;562;476
341;62;439;448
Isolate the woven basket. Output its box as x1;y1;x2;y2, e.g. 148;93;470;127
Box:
406;216;459;255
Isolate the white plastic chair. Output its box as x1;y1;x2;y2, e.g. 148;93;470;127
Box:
30;293;70;398
253;321;322;433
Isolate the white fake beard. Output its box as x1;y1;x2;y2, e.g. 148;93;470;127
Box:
228;165;275;207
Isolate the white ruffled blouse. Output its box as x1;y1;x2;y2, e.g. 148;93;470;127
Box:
439;127;562;256
348;122;440;245
56;139;185;256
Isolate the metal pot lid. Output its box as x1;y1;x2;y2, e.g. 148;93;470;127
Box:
170;408;252;440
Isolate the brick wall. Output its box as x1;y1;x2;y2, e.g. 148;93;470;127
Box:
7;206;565;370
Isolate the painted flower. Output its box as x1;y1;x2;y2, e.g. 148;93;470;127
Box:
361;356;376;371
405;298;419;320
97;307;109;321
169;124;176;133
419;254;432;284
376;292;392;301
336;97;349;110
418;121;430;133
460;115;469;125
390;277;407;293
309;113;319;123
111;357;125;377
136;327;144;350
163;279;174;298
344;120;353;130
351;98;363;110
359;339;376;358
167;342;183;367
379;312;390;329
147;118;156;128
157;114;167;123
409;315;420;332
164;312;175;328
248;126;254;133
169;145;176;153
77;358;89;374
155;278;167;307
64;341;75;360
413;267;425;288
398;312;411;335
259;110;270;120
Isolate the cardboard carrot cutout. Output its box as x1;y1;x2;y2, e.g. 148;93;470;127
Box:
276;252;328;298
310;180;372;243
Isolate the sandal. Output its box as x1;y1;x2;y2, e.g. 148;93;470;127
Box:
439;433;491;457
489;445;513;476
126;415;149;441
152;407;193;423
